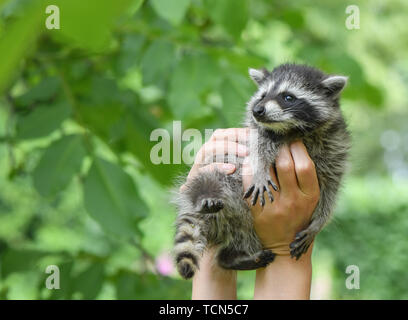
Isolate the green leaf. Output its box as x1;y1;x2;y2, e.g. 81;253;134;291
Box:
73;263;105;299
1;249;44;278
33;135;87;197
281;9;305;30
121;111;183;186
83;157;148;238
16;101;71;140
206;0;249;39
150;0;190;25
116;34;145;74
141;40;175;86
220;73;253;126
0;0;44;94
208;48;267;75
168;54;220;118
51;0;135;51
128;0;145;15
15;77;61;107
5;271;41;299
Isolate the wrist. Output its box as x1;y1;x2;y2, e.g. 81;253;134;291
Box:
192;247;237;300
254;245;313;300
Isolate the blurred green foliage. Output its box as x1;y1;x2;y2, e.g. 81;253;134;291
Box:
0;0;407;299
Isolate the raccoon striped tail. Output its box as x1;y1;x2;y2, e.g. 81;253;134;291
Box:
172;169;226;279
173;215;205;279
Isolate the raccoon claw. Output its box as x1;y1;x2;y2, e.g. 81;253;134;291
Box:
268;179;279;191
251;188;260;206
243;185;255;199
196;198;224;213
260;194;265;207
243;178;277;207
290;230;314;260
265;185;274;203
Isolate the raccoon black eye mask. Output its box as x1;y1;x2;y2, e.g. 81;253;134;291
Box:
172;63;350;279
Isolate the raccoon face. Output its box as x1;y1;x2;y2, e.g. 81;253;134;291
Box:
247;64;347;134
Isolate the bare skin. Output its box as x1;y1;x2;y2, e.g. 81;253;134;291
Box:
184;128;320;300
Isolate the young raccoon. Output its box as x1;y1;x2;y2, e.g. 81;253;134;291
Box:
173;63;350;279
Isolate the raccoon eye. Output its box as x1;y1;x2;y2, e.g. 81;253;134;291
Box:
260;92;266;100
283;94;295;102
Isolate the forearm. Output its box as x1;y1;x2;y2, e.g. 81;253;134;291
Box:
192;247;237;300
253;246;313;300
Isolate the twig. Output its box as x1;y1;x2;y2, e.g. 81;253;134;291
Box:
55;67;95;155
130;237;161;276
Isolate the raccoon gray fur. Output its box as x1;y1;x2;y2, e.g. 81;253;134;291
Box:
173;63;350;279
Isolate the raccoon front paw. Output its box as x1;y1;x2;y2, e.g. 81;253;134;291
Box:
243;176;278;206
196;198;224;213
289;229;315;260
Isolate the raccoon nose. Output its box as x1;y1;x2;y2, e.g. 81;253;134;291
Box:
253;105;265;117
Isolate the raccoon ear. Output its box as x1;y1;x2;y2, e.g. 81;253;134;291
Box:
249;68;268;86
321;75;348;97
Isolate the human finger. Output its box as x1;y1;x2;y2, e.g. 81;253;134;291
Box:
289;141;319;196
196;141;248;165
275;145;298;195
198;162;236;174
210;128;249;143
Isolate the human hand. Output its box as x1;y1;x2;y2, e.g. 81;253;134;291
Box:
242;141;320;257
181;128;249;191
